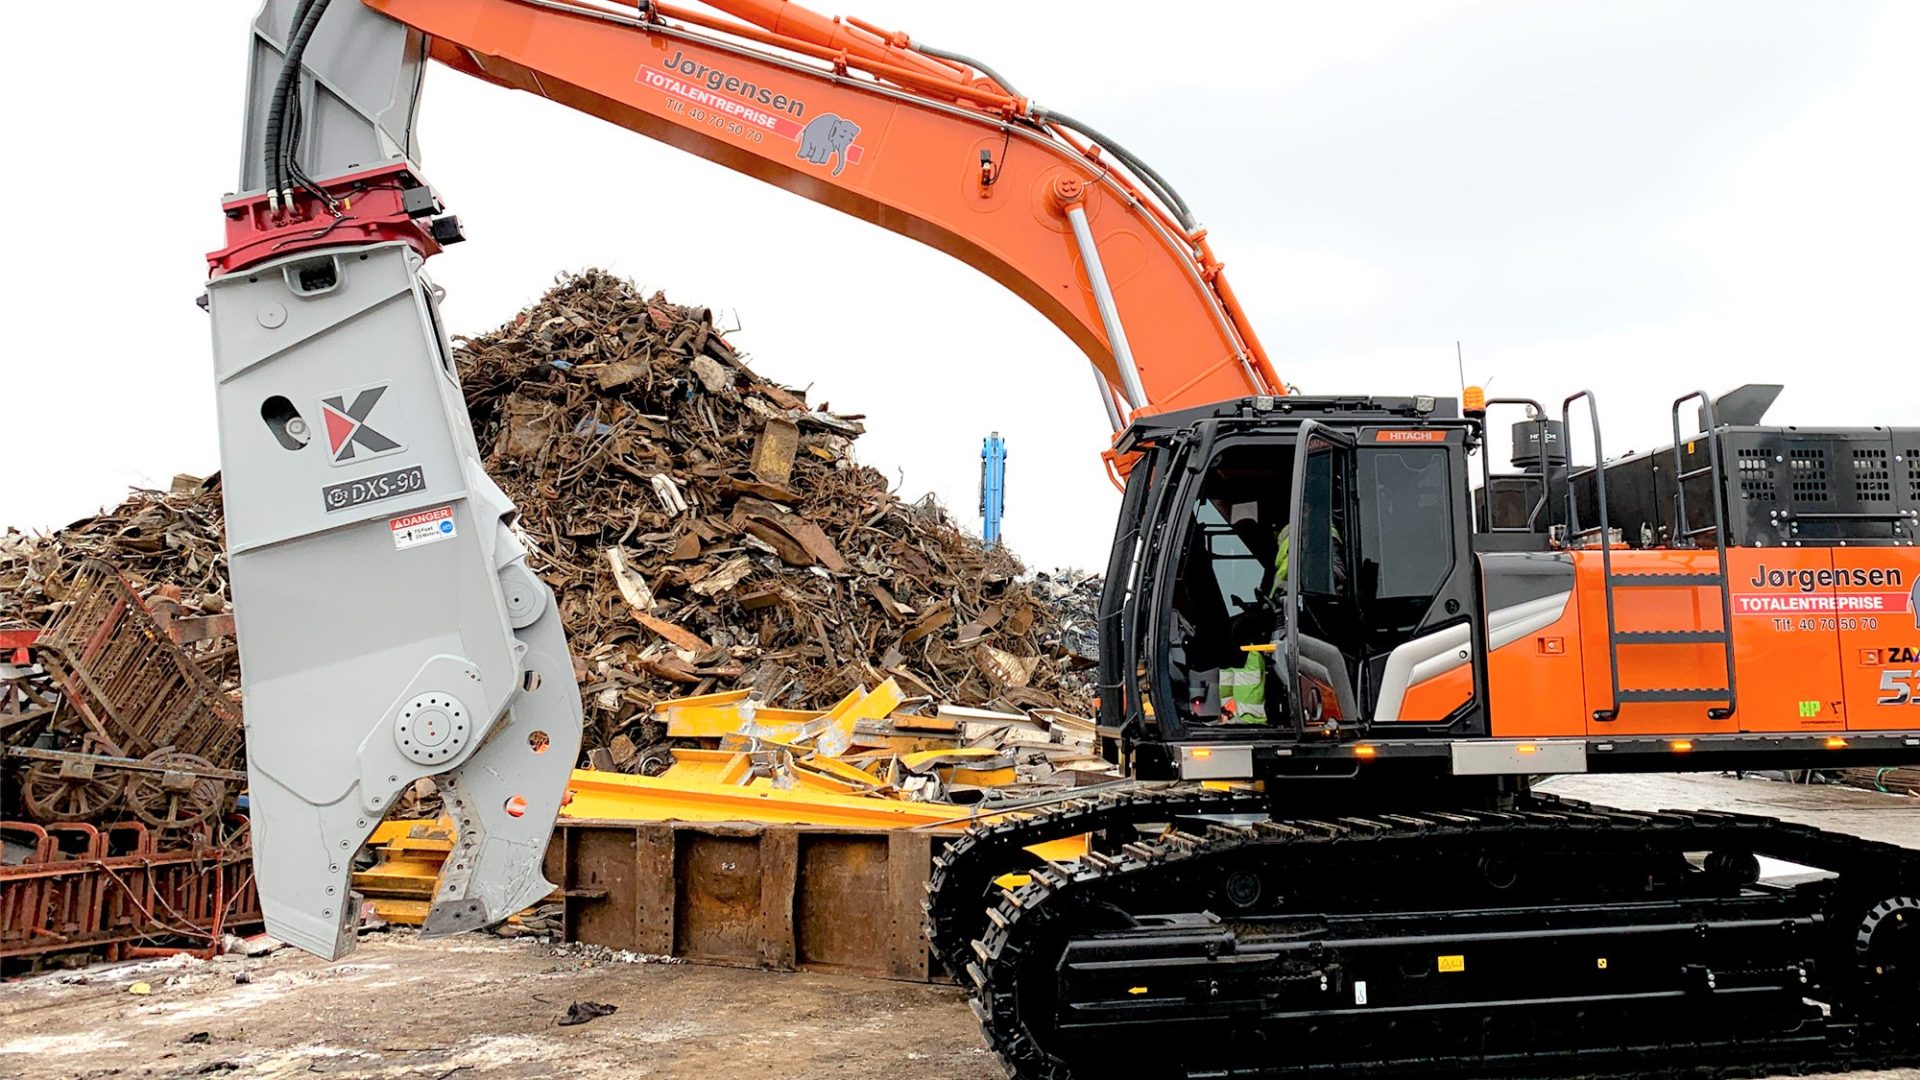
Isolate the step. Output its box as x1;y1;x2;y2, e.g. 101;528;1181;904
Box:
1610;573;1724;587
1615;688;1732;704
1614;630;1728;644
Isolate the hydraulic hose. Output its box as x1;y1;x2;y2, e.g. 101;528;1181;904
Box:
909;40;1023;100
264;0;333;206
1032;107;1197;231
263;0;316;200
908;41;1196;231
278;0;335;202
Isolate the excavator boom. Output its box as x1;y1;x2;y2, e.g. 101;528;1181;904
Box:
223;0;1278;427
209;0;1275;960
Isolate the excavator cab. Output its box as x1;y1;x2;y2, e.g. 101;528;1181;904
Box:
1097;395;1485;781
1101;387;1920;788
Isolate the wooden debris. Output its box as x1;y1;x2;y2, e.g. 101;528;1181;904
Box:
750;416;799;485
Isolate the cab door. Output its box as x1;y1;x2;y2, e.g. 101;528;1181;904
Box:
1352;430;1483;729
1278;424;1359;731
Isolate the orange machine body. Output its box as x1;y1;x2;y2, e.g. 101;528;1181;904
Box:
1467;548;1920;740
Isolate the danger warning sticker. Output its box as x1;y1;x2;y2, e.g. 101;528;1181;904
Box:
391;506;456;551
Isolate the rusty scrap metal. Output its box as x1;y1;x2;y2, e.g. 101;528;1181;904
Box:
34;561;243;765
546;817;1083;982
2;745;247;783
8;562;245;831
454;270;1091;753
0;819;260;972
0;474;229;628
1;269;1097;800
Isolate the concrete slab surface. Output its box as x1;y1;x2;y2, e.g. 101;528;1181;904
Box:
1548;771;1920;848
0;936;1001;1079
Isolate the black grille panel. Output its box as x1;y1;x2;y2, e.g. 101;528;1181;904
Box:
1696;428;1909;546
1570;426;1914;548
1790;449;1829;502
1855;447;1893;502
1737;447;1774;500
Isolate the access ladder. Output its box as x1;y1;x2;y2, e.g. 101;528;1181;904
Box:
1561;390;1739;721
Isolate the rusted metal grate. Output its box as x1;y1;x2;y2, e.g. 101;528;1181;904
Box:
34;561;242;767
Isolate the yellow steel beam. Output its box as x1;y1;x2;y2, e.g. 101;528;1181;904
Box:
562;767;970;828
844;679;906;725
949;766;1018;786
798;753;887;789
662;700;824;741
656;689;751;713
365;817;453;845
366;898;433;926
354;775;1092;927
717;751;754;786
900;746;1007;770
558;768;1090;858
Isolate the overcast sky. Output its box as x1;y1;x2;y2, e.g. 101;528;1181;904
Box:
1;0;1914;571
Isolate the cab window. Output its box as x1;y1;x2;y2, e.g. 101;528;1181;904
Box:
1357;447;1453;603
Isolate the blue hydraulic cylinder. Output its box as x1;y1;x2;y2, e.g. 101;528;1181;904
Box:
979;432;1007;547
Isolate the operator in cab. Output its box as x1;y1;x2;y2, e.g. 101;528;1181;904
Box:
1219;515;1346;724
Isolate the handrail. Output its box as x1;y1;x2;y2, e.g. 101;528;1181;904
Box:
1562;390;1621;719
1475;397;1553;533
1670;390;1738;720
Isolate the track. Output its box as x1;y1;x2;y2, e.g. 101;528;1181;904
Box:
929;789;1920;1080
925;785;1272;978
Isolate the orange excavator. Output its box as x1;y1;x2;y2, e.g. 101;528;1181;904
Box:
206;2;1920;1077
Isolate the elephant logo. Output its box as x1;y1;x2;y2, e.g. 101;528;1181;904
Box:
796;113;860;176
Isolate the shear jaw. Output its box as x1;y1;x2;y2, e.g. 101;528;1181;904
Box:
422;611;582;938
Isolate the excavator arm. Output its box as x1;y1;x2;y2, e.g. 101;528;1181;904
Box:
383;0;1279;421
207;0;1276;959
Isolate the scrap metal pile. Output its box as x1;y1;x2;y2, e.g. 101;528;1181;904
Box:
0;474;230;632
1029;568;1101;700
4;270;1101;819
3;508;245;835
455;269;1093;754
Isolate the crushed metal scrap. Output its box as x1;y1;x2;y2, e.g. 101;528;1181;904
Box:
612;680;1114;805
0;473;230;629
4;269;1101;822
456;269;1093;752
